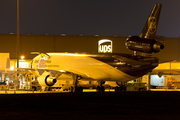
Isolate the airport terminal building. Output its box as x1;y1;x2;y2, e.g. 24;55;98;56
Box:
0;34;180;90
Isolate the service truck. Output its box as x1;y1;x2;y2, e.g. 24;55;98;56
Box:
126;83;147;91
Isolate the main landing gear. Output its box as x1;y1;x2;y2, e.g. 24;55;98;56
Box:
70;74;106;93
115;82;126;92
96;81;105;92
70;74;83;92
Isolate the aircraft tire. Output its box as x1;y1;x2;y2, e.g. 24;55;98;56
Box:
75;87;83;92
45;87;52;91
97;86;105;92
32;86;37;91
45;87;48;91
115;87;122;92
139;88;144;91
70;86;74;92
69;86;83;92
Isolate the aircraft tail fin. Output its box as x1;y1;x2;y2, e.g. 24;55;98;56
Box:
139;4;162;38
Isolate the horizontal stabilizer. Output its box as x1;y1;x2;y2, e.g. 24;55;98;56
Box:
112;55;149;66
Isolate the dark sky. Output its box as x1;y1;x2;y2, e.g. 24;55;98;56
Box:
0;0;180;37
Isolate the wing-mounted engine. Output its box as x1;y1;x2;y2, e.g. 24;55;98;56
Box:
125;36;164;55
38;71;58;87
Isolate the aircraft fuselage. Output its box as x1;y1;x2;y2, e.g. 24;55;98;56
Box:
31;53;158;82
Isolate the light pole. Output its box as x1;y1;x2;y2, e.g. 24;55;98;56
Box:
17;0;19;69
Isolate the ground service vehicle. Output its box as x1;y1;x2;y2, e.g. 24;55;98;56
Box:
126;83;147;91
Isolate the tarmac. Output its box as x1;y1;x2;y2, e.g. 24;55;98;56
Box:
0;89;115;94
0;91;180;120
1;88;179;94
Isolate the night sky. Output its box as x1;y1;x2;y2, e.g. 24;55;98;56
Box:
0;0;180;37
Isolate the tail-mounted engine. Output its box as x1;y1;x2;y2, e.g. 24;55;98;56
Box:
125;36;164;54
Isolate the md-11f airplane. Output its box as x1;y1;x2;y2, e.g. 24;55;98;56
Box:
28;4;164;92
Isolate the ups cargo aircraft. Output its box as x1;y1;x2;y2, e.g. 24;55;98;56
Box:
27;4;164;92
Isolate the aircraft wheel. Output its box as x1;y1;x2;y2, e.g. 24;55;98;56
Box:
48;87;52;91
79;87;83;92
45;87;49;91
115;87;122;92
32;86;37;91
122;85;126;91
139;88;144;91
75;87;83;92
70;86;74;92
97;86;105;92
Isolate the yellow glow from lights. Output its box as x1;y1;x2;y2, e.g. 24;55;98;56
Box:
60;70;66;72
117;62;125;65
21;56;25;59
19;62;29;68
10;66;14;70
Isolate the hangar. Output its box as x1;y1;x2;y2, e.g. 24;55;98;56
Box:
0;34;180;90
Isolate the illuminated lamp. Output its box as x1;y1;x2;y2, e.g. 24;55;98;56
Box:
21;56;24;59
9;32;15;34
60;34;66;36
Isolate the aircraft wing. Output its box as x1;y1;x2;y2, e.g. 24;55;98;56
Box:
152;69;180;77
152;69;180;74
159;59;179;64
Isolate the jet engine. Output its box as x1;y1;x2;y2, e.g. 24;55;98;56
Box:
38;71;57;86
125;36;164;53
